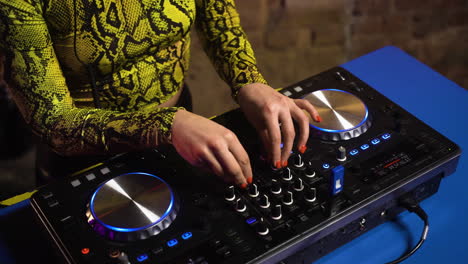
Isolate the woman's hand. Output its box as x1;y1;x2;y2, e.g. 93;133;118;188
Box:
237;83;320;168
171;109;252;187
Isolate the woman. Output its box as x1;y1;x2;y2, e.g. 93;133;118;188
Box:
0;0;319;187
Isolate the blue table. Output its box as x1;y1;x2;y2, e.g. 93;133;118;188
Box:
314;46;468;264
1;46;467;264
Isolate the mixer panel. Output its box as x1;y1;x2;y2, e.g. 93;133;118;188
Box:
31;67;461;264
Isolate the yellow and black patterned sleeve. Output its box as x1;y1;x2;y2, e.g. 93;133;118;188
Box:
195;0;268;100
0;0;179;156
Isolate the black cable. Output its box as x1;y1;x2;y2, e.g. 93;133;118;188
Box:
73;0;101;108
385;198;429;264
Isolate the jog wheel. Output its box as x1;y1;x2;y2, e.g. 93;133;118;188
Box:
303;89;371;141
86;172;179;241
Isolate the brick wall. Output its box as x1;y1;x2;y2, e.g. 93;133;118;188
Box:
187;0;468;117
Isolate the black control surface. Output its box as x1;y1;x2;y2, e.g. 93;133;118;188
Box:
30;67;461;264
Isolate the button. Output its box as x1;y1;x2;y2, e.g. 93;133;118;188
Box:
349;149;359;156
108;249;121;259
70;179;81;187
167;239;178;247
382;133;391;140
298;214;309;222
282;91;292;97
182;232;192;240
137;253;148;262
151;247;163;255
60;215;72;223
215;246;232;258
48;200;59;207
209;239;223;248
335;71;346;81
360;144;369;150
293;86;303;92
347;82;363;92
100;167;111;175
246;217;257;225
322;163;330;169
41;191;53;199
81;248;90;255
371;138;381;145
331;165;345;195
85;173;96;181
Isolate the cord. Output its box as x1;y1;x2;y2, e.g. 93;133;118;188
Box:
385;197;429;264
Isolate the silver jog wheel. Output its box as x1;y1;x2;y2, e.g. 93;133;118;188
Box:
86;172;179;241
303;89;371;141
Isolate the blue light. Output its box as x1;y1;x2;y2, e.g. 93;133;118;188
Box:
89;172;175;233
246;217;257;225
382;133;391;140
307;89;369;133
350;149;359;156
167;239;178;247
182;232;192;240
323;163;330;169
137;254;148;262
360;144;369;150
371;138;380;145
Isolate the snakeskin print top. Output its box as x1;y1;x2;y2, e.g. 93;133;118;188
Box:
0;0;266;156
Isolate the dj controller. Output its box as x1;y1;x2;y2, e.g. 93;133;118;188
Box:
30;67;461;264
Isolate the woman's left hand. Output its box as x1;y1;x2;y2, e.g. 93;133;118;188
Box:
237;83;320;169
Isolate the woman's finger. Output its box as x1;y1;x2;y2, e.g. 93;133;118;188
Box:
213;147;247;187
279;109;295;164
291;105;310;153
228;136;253;184
295;99;320;122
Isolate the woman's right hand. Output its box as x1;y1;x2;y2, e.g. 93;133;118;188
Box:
171;109;252;188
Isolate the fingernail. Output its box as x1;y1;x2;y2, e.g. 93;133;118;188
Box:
282;160;288;167
299;145;307;154
316;115;322;122
240;183;248;189
247;177;253;184
275;161;281;169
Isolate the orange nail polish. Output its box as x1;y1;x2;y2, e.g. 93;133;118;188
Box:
299;145;307;154
247;177;253;184
316;115;322;122
240;183;247;189
282;160;288;167
275;161;281;169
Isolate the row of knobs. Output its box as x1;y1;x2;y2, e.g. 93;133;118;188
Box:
224;183;318;220
287;146;347;169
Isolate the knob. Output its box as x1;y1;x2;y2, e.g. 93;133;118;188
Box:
305;163;316;178
235;198;247;212
270;179;282;195
282;191;293;206
256;218;269;236
271;204;282;220
304;187;317;203
293;178;304;192
337;146;347;161
259;194;270;209
248;183;259;198
281;167;293;181
293;154;304;168
86;173;179;241
224;186;236;201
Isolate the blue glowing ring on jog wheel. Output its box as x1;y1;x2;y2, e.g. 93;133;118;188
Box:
86;172;179;241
